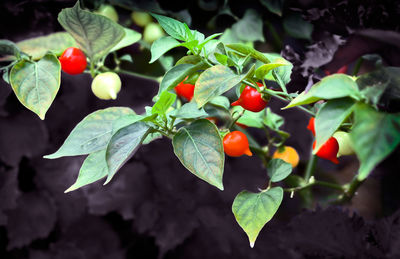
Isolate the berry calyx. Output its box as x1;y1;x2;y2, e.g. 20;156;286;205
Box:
91;72;121;100
175;79;195;101
313;137;339;164
272;146;300;168
307;117;315;136
231;83;268;112
223;131;252;157
59;47;87;75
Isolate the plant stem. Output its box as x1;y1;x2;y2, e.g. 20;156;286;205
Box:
113;68;160;82
337;176;364;203
284;178;344;193
228;110;245;129
265;21;282;50
352;58;363;76
314;180;345;191
304;154;317;181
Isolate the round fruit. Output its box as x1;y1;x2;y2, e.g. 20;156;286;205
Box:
333;131;355;156
307;117;315;136
143;23;165;44
272;146;300;168
313;137;339;164
223;131;253;157
91;72;121;100
175;80;195;101
95;5;118;22
59;47;87;75
231;84;267;112
131;11;153;27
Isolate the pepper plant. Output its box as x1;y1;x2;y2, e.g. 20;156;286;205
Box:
1;1;400;248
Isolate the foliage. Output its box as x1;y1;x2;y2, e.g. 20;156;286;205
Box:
1;0;399;249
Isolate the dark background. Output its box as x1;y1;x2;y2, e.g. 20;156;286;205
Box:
1;0;400;258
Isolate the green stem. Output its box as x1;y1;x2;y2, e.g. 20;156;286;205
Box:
284;178;344;193
337;176;364;203
314;180;345;191
111;68;160;82
352;58;363;76
304;154;317;181
228;110;245;129
89;61;96;78
265;21;282;50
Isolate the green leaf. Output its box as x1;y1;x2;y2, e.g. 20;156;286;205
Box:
351;103;400;180
283;13;314;40
232;9;264;42
263;53;293;86
260;0;284;16
255;62;287;79
142;131;163;145
314;98;356;152
105;121;150;184
226;43;270;64
208;96;231;110
16;32;77;60
232;187;283;247
263;108;284;131
171;102;208;119
158;61;207;95
284;74;361;109
357;67;400;108
9;53;61;120
175;55;202;65
198;33;223;50
152;91;176;116
149;36;181;63
44;107;134;158
110;28;141;52
194;65;245;108
267;159;293;182
172;119;224;190
151;13;189;41
65;149;108;193
214;53;228;66
58;1;125;60
0;40;21;59
234;107;264;128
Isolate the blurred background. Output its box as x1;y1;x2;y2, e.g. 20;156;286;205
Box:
1;0;400;258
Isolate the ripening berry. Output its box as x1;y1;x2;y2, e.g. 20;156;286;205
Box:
59;47;87;75
272;146;300;168
231;84;268;112
223;131;252;157
313;137;339;164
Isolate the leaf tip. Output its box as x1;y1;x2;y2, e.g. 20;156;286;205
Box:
64;186;75;193
249;241;255;248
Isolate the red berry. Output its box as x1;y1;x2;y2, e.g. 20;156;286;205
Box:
313;137;339;164
175;79;195;101
231;83;267;112
223;131;252;157
325;65;348;76
59;47;87;75
307;117;315;136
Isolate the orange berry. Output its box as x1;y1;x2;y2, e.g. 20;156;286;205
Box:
272;146;300;168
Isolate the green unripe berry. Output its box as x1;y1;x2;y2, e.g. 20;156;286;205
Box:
131;11;153;27
333;131;355;157
95;5;119;23
143;23;165;44
91;72;121;100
